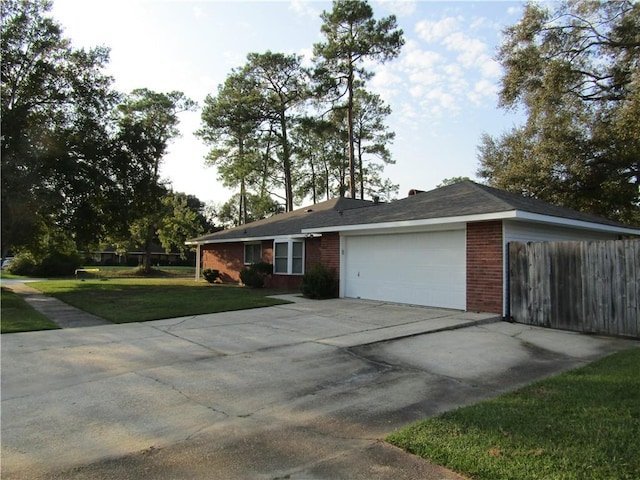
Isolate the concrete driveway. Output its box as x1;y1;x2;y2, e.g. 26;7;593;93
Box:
2;297;637;479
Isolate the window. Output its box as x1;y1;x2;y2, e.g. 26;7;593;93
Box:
273;240;304;275
292;241;303;274
244;243;262;265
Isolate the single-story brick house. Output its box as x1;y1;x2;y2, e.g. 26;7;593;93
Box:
187;181;640;315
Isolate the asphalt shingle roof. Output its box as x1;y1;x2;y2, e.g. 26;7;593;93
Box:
188;196;375;243
188;181;636;244
304;181;633;229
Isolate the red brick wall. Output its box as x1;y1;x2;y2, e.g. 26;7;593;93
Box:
319;232;340;279
202;235;342;291
266;275;303;290
202;243;244;283
467;221;503;314
305;237;321;269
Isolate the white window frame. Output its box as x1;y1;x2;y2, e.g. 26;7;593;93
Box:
273;239;305;275
244;242;262;265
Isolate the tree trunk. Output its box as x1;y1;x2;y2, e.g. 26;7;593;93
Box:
280;112;294;211
239;177;247;225
324;164;330;200
142;232;153;273
238;138;247;225
347;66;356;199
358;139;364;200
310;158;317;204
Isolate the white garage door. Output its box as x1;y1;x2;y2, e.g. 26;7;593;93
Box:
343;230;466;310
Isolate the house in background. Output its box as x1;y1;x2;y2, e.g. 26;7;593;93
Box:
187;181;640;315
86;244;191;266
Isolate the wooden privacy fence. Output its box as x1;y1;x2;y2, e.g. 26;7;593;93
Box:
508;240;639;339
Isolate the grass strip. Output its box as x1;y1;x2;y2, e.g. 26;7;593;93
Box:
387;347;640;480
1;287;60;333
29;279;291;323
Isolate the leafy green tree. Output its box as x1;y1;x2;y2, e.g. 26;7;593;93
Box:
245;51;311;212
313;0;404;199
293;117;339;203
196;72;265;225
212;193;282;228
156;192;205;259
179;193;218;234
352;88;397;200
478;0;640;224
294;111;351;200
1;0;117;258
113;88;196;271
438;176;471;187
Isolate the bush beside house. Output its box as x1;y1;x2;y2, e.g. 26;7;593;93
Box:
240;262;273;288
301;263;337;299
202;268;220;283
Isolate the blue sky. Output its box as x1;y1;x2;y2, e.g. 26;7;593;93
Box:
52;0;526;206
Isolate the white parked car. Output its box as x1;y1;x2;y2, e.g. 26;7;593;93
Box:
1;257;15;270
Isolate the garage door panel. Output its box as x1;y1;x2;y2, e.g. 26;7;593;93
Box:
343;231;465;309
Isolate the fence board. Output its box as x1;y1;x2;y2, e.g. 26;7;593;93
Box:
509;240;639;339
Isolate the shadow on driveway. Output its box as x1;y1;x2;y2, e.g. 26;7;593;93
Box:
2;298;637;479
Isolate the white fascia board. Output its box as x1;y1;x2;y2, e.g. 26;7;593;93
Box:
301;211;515;235
301;210;640;237
185;236;270;246
186;234;308;246
512;211;640;236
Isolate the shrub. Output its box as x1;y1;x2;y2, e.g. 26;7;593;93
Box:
301;263;337;299
251;262;273;276
6;255;36;276
34;252;83;277
202;268;220;283
239;262;273;288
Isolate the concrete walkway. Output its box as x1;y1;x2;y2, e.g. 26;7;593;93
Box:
4;281;112;328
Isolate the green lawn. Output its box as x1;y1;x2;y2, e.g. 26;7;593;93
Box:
1;287;60;333
387;347;640;480
29;278;291;323
81;265;196;278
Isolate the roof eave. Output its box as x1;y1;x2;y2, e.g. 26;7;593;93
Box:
301;210;640;236
185;233;308;246
511;211;640;236
301;211;516;234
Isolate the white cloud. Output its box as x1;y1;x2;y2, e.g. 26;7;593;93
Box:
395;10;508;121
419;87;459;116
297;47;315;68
376;0;417;17
479;58;502;79
369;65;404;101
289;0;320;18
192;5;205;19
415;16;461;43
409;84;425;98
508;5;524;16
402;47;443;70
467;79;499;106
442;63;464;79
407;70;441;87
443;32;488;66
